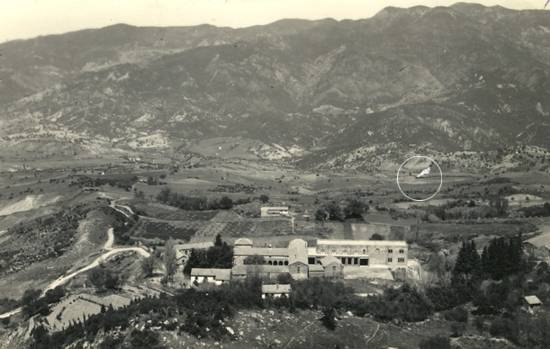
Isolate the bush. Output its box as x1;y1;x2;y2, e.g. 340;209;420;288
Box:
21;289;48;317
489;317;518;342
321;307;337;331
443;306;468;323
419;336;451;349
88;267;119;292
44;287;65;305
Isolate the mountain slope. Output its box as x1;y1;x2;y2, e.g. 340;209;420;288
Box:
1;3;550;166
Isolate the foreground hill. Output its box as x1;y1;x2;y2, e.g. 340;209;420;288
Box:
1;3;550;167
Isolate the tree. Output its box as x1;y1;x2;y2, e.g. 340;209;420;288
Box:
344;199;369;219
163;238;177;283
89;266;119;292
21;289;47;317
315;208;329;222
44;286;65;304
370;233;385;241
419;336;451;349
30;325;51;349
321;307;337;331
326;202;345;221
141;256;156;278
218;196;234;210
259;194;269;204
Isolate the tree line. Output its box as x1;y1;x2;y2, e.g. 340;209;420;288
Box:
157;188;247;210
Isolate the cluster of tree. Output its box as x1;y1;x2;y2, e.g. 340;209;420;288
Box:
486;312;550;347
162;238;177;284
423;235;528;315
315;199;369;222
88;266;120;292
359;284;433;322
157;188;237;210
520;202;550;217
183;234;234;275
30;280;262;349
21;286;65;318
423;196;510;221
69;175;138;191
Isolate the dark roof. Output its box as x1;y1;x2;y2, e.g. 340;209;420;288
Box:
190;268;231;281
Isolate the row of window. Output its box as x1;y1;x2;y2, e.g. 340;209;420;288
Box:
325;248;406;254
387;257;406;263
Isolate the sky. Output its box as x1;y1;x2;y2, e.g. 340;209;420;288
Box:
1;0;545;43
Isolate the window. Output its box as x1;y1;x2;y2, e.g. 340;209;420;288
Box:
387;257;393;263
388;249;393;254
284;261;289;266
354;258;358;265
362;249;366;254
398;258;405;263
399;249;405;254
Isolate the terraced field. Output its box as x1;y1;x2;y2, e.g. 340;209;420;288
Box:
134;221;198;241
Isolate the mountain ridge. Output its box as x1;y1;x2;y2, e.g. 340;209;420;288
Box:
1;3;550;170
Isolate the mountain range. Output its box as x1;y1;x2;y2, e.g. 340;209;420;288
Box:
1;2;550;169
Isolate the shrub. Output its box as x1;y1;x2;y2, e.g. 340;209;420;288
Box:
419;336;451;349
443;306;468;323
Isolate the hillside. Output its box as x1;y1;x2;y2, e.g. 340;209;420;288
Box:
1;3;550;168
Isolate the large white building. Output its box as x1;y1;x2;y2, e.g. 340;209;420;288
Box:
260;206;290;217
232;238;408;280
308;239;408;267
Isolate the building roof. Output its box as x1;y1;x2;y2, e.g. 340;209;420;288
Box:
190;268;232;281
320;256;342;267
232;265;289;275
288;239;308;265
176;241;214;250
316;239;408;247
234;246;289;257
234;238;253;246
524;295;543;306
261;206;289;210
262;284;291;294
309;264;324;272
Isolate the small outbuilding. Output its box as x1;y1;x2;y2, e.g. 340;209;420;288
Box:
190;268;231;286
261;284;291;299
524;295;543;309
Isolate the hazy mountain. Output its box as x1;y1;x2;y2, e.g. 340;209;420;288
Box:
1;3;550;166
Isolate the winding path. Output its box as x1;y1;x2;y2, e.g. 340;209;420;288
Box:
0;212;149;319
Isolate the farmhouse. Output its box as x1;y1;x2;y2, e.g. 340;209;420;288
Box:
260;206;290;217
190;268;231;285
261;284;291;299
